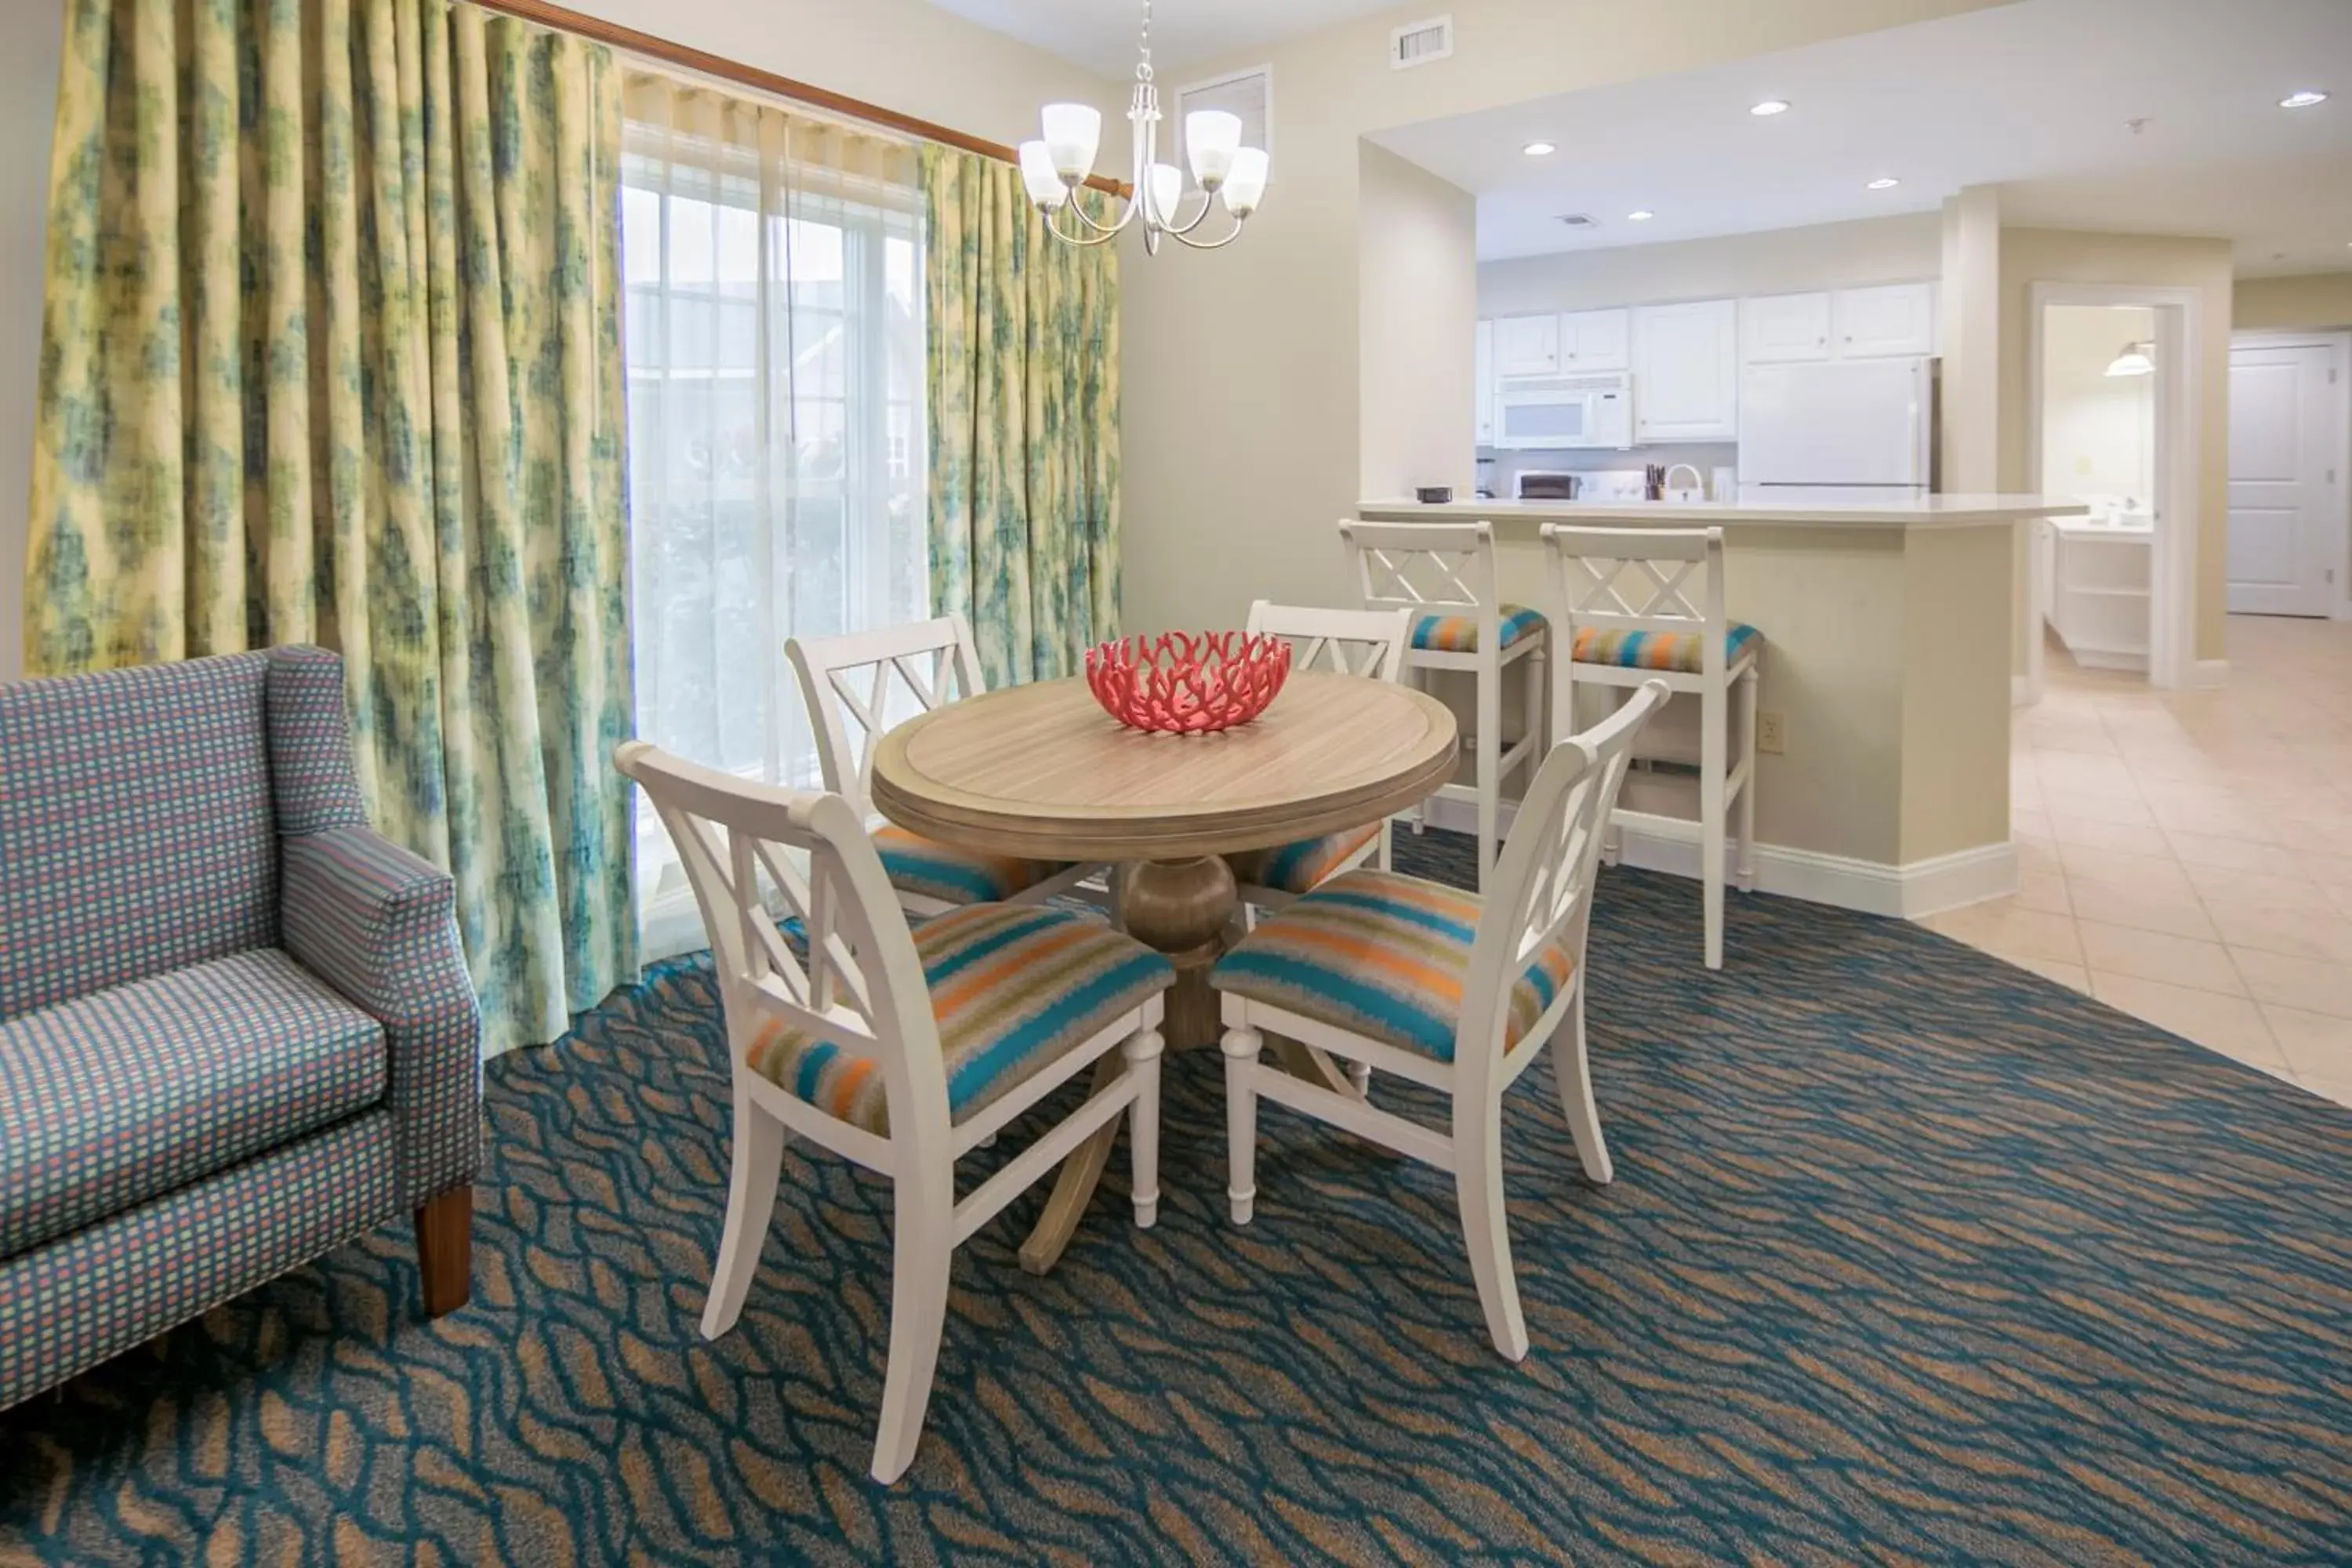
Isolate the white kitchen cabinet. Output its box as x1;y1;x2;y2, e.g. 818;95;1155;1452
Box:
1559;308;1630;371
1494;313;1560;379
1475;320;1495;448
1633;299;1740;443
1741;292;1833;364
1834;282;1936;358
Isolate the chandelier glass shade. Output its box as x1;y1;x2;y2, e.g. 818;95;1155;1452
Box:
1017;0;1268;252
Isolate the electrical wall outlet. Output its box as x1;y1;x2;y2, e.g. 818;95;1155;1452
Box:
1757;711;1788;754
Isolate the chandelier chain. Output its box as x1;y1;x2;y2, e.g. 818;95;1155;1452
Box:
1137;0;1153;82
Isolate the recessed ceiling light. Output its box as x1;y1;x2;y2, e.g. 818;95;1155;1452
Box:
1867;177;1900;190
1750;99;1791;117
2279;89;2330;108
1627;209;1655;221
1522;140;1557;157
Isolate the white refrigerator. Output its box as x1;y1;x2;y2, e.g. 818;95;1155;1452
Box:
1738;358;1937;501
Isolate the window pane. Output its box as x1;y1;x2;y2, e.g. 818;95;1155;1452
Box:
622;118;929;960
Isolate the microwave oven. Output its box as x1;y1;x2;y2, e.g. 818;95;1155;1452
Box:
1493;372;1633;451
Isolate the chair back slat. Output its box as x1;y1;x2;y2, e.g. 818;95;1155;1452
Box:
1339;520;1501;625
614;741;949;1138
1454;682;1669;1072
788;617;987;815
1244;601;1412;682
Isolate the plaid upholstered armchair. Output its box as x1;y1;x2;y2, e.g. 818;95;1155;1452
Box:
0;647;482;1407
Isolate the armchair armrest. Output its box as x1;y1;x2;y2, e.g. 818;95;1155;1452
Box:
281;826;482;1206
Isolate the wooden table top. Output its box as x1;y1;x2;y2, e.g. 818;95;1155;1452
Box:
869;671;1461;862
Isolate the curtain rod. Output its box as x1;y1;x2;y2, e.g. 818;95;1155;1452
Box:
471;0;1132;198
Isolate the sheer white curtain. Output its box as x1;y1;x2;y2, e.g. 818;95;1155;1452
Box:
621;74;927;957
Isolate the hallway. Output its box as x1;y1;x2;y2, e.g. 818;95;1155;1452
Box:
1926;615;2352;1105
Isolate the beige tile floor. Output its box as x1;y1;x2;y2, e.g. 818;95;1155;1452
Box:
1922;614;2352;1109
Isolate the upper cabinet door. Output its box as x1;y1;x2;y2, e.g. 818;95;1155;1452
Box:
1475;320;1496;448
1494;313;1561;379
1741;292;1832;364
1559;308;1631;371
1633;299;1740;443
1835;282;1936;358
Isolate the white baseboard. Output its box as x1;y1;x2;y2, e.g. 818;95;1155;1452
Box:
2187;659;2230;690
2070;648;2149;673
1417;791;2018;920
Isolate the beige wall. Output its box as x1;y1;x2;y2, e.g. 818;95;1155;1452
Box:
1359;143;1479;503
1998;228;2235;670
1479;212;1940;316
2234;272;2352;332
2039;305;2155;505
1939;187;2001;493
1;0;1116;681
1120;0;2014;641
1;0;64;682
1900;523;2014;863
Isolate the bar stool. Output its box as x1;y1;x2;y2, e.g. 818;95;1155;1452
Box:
1338;520;1548;886
1541;524;1762;970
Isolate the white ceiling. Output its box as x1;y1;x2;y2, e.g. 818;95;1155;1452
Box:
921;0;1401;79
1368;0;2352;277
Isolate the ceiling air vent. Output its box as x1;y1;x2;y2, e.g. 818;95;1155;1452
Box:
1390;16;1453;70
1557;213;1599;230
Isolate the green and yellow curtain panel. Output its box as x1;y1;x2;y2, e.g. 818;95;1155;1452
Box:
27;0;637;1056
922;147;1121;689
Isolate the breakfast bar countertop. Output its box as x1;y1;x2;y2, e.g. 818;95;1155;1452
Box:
1359;493;2092;528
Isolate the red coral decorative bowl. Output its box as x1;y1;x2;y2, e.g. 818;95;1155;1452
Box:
1084;632;1292;735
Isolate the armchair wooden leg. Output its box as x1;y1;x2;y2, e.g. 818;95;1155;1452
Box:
416;1185;474;1317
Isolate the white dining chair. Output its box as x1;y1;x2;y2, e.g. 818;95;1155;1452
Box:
1210;680;1668;1362
1542;525;1762;971
1338;520;1548;887
1223;601;1414;916
614;742;1173;1484
787;615;1102;919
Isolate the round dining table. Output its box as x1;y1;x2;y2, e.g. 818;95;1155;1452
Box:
869;668;1460;1273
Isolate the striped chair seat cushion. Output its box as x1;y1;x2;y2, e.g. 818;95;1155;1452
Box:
744;905;1173;1136
1410;604;1548;655
872;825;1071;906
1226;822;1382;898
1211;869;1574;1063
1571;622;1762;674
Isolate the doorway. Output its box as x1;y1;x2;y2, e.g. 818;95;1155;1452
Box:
2034;304;2158;677
2227;333;2350;620
2023;283;2201;702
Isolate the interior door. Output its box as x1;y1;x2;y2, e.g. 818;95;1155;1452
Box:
2228;343;2339;617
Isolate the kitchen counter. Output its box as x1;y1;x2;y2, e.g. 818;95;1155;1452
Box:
1359;493;2089;528
1355;494;2042;915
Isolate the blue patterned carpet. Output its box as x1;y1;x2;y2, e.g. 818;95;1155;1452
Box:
7;832;2352;1564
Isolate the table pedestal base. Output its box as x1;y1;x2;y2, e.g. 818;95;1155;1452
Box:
1016;855;1359;1276
1116;855;1235;1052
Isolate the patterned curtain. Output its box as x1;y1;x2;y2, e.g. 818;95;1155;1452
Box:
920;146;1120;688
24;0;636;1057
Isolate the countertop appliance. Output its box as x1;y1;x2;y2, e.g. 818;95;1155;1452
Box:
1494;371;1633;451
1740;357;1937;501
1515;470;1580;501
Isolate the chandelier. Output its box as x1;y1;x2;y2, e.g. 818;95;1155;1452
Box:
1018;0;1270;252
